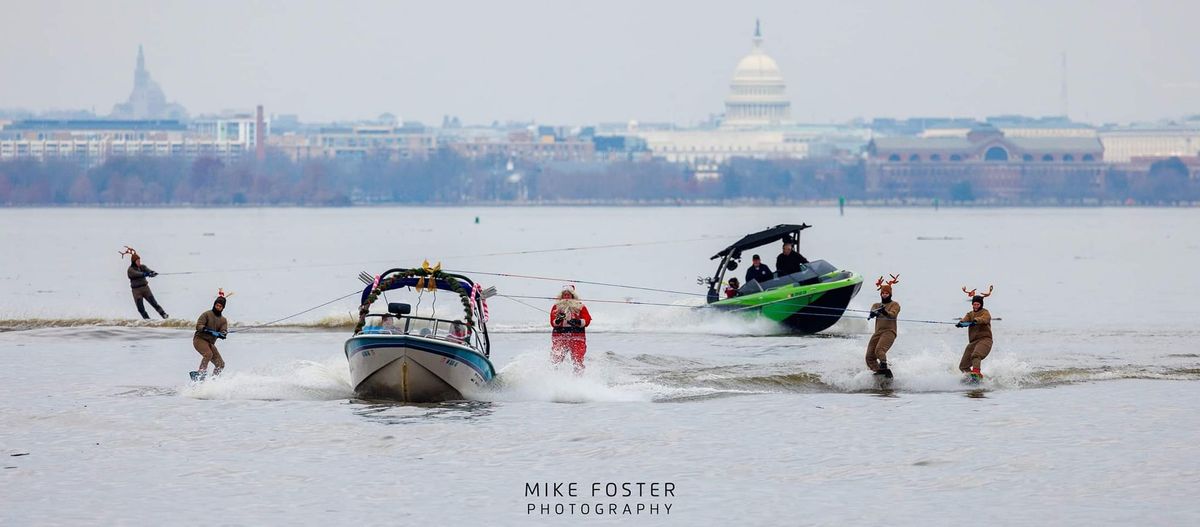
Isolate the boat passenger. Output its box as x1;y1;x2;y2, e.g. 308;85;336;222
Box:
380;314;399;334
191;292;229;381
775;241;809;277
121;247;168;320
448;321;469;344
724;278;741;298
744;254;773;284
866;275;901;377
550;285;592;374
956;286;994;382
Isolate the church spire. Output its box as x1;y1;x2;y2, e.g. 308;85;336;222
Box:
136;45;145;74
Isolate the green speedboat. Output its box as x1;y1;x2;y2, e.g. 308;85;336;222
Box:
703;224;863;334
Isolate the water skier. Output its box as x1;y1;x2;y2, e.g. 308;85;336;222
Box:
866;275;901;378
956;286;994;382
191;291;230;381
121;246;168;320
550;285;591;374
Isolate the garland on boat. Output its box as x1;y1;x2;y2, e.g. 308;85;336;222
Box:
353;261;473;335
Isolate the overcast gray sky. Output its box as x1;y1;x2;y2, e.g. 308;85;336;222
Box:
2;0;1198;125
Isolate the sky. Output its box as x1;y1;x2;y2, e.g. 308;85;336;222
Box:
2;0;1198;126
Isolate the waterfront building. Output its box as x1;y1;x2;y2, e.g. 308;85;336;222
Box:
269;122;437;161
866;124;1107;200
1099;123;1200;163
0;119;247;166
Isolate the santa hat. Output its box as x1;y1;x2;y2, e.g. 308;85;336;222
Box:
557;284;577;300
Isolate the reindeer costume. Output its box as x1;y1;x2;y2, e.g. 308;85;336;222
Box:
120;246;168;320
957;286;994;377
866;274;901;375
192;289;231;380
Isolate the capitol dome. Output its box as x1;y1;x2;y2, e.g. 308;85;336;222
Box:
723;21;792;128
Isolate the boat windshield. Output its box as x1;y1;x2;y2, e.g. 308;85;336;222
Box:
745;260;837;290
361;315;480;349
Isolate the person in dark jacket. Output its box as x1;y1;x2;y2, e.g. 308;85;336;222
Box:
192;292;230;381
775;241;809;277
122;246;168;320
744;254;773;284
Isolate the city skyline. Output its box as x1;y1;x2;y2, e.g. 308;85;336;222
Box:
2;0;1199;126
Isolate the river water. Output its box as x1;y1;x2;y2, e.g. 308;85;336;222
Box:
1;206;1198;525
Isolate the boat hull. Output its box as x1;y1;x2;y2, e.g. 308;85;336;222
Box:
345;335;496;402
710;272;863;334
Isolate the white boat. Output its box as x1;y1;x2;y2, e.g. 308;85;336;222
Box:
345;268;496;402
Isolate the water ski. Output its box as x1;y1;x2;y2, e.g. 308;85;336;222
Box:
873;368;894;388
960;373;983;385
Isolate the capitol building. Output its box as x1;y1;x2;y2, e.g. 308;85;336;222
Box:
722;21;792;128
633;21;863;168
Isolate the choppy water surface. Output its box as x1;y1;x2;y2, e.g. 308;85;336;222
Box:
2;207;1199;525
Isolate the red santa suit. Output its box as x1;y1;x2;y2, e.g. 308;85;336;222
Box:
550;288;592;373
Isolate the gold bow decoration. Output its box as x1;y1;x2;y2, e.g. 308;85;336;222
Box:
414;260;443;291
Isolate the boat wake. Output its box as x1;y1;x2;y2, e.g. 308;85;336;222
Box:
167;348;1199;404
180;355;354;401
632;350;1200;397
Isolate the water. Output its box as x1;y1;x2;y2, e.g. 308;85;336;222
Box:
2;206;1199;525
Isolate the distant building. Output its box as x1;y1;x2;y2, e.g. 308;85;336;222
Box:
444;126;595;162
270;123;437;161
0;119;246;166
866;125;1107;200
632;21;860;166
878;116;1097;139
637;127;810;163
1099;124;1200;163
871;124;1103;163
110;46;188;120
190;112;268;151
986;115;1096;138
721;19;791;129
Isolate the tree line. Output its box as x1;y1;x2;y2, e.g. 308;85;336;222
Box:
0;149;1195;205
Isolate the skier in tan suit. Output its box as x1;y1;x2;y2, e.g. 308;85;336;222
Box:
866;274;901;378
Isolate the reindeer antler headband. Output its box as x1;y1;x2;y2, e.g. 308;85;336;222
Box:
118;246;138;259
962;285;994;298
875;274;900;290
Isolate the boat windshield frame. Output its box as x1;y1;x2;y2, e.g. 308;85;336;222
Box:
359;313;485;352
709;223;811;260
